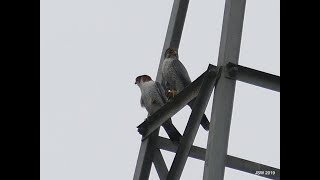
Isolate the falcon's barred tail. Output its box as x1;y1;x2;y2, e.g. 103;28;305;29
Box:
188;99;210;131
162;119;182;142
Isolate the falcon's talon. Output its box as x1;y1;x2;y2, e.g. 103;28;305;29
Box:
167;90;177;99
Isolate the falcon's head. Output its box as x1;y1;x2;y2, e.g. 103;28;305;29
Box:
135;75;152;86
165;48;178;58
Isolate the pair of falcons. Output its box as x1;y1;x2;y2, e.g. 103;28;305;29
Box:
135;48;210;142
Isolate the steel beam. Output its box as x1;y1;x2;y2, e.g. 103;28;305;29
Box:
166;66;217;180
137;65;217;139
134;0;190;179
156;0;190;83
156;137;206;161
156;137;280;179
133;129;160;180
153;148;168;180
226;156;280;180
203;0;247;180
225;63;280;92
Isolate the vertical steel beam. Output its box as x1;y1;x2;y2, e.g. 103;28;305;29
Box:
156;0;190;83
133;130;159;180
203;0;247;180
166;66;217;180
134;0;190;179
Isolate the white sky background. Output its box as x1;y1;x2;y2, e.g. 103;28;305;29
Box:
40;0;279;179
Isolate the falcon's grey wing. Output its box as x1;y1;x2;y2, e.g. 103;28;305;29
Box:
155;81;168;104
172;58;192;87
161;79;170;96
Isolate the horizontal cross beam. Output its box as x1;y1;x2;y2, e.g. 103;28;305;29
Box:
137;65;218;140
155;137;280;180
226;155;280;180
156;137;206;161
225;62;280;92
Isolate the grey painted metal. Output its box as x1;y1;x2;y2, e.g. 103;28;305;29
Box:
166;66;217;180
156;137;206;161
225;63;280;92
134;0;190;179
137;65;217;139
226;156;280;180
203;0;247;180
153;148;168;180
156;0;190;83
156;137;280;179
133;129;160;180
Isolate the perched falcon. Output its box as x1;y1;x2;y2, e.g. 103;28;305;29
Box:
161;48;210;131
135;75;182;142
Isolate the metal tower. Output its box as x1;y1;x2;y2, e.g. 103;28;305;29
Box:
133;0;280;180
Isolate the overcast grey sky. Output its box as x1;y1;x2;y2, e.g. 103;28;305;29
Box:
40;0;279;179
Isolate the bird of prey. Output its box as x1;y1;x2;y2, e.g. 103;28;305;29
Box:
161;48;210;131
135;75;182;142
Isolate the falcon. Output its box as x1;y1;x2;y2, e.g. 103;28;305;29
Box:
135;75;182;142
161;48;210;130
